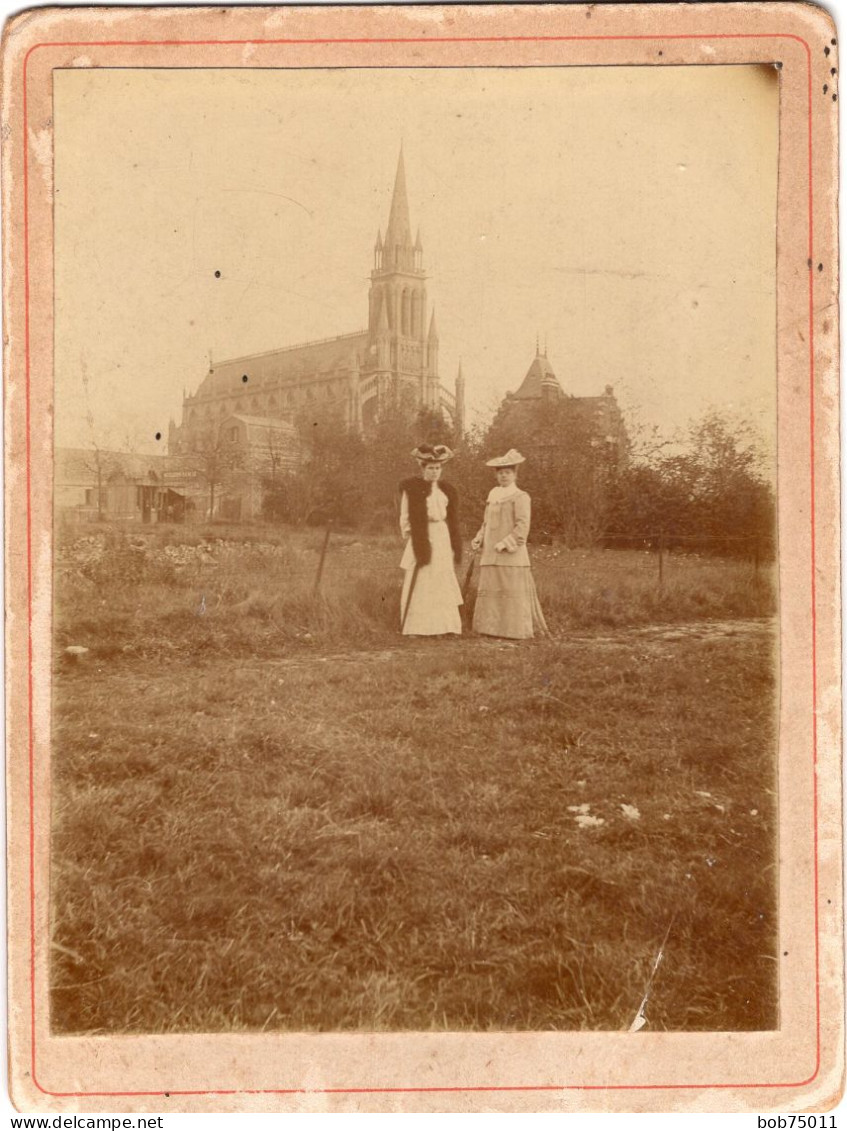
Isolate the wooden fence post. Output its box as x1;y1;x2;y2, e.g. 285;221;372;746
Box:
313;521;333;597
658;530;665;591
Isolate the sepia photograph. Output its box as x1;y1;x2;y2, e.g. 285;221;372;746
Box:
3;1;841;1112
50;61;779;1034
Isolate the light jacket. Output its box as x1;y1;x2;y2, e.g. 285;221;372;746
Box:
474;485;532;567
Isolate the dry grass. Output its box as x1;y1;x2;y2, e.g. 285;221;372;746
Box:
54;524;776;661
50;524;778;1033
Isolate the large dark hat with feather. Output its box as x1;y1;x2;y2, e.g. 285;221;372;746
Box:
411;443;454;465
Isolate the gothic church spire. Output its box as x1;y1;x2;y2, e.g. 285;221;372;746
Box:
385;145;412;249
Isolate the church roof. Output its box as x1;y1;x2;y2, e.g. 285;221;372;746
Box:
512;351;564;399
196;331;369;395
226;414;297;432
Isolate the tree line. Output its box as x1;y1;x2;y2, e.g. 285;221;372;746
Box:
260;398;775;556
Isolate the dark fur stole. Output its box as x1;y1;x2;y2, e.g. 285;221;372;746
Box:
399;477;462;566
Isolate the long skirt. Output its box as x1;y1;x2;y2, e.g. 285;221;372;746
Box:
472;565;548;639
400;522;463;636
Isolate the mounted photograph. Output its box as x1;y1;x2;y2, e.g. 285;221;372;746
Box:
4;1;841;1114
49;59;781;1035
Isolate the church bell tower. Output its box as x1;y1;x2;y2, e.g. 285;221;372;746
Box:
363;146;433;425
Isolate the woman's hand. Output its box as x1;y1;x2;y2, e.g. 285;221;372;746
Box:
471;534;482;552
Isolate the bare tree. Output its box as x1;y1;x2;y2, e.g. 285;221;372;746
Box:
184;428;245;520
78;360;132;519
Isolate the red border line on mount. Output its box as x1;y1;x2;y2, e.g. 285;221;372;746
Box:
21;30;818;1099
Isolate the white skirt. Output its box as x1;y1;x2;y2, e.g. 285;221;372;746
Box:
400;521;463;636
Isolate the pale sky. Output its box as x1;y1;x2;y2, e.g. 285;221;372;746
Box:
53;64;779;452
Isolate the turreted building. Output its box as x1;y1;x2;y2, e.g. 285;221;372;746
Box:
499;346;628;462
168;147;464;457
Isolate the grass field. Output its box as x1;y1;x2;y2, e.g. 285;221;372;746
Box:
51;524;778;1033
54;522;775;658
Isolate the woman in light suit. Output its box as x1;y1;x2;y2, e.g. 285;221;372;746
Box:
471;449;548;639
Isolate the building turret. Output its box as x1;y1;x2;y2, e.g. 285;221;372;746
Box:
541;369;562;404
346;353;362;430
455;361;466;437
425;310;440;408
514;347;564;401
426;309;439;366
375;291;391;368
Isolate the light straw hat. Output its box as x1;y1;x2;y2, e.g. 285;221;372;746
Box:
485;449;526;468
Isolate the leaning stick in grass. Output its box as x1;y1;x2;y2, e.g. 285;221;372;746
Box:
400;561;420;632
461;550;477;599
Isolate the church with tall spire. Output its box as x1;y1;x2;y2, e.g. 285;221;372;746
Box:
169;147;464;460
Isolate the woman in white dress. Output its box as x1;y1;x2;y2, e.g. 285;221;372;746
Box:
471;449;548;639
398;444;463;636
